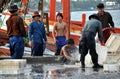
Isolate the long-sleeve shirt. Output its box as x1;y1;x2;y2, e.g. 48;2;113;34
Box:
28;20;47;43
83;19;103;42
6;14;26;37
97;11;114;28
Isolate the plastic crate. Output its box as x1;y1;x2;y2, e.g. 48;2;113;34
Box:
103;64;119;72
106;34;120;53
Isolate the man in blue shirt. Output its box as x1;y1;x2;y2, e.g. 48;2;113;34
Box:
79;14;104;68
28;11;47;56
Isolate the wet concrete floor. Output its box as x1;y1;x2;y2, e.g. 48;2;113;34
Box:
0;64;120;79
0;43;120;79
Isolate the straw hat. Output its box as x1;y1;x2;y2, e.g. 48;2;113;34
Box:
32;11;41;18
9;5;18;12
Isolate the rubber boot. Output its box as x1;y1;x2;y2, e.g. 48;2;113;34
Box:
80;55;85;68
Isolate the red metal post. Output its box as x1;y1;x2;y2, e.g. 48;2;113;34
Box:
82;13;86;27
61;0;70;38
49;0;56;21
22;0;28;5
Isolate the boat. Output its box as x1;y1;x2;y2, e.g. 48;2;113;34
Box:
0;0;120;56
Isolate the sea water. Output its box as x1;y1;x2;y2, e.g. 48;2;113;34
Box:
0;10;120;30
71;10;120;27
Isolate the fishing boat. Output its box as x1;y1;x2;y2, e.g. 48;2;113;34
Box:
0;0;120;56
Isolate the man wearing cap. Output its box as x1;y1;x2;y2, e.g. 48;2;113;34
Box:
79;14;104;68
6;5;26;59
96;3;114;42
28;11;47;56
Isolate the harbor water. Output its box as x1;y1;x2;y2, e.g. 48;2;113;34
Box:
0;10;120;29
71;10;120;27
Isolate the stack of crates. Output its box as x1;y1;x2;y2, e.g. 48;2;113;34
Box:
0;59;26;75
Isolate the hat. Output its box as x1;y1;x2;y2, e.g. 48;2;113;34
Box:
89;14;99;20
9;5;18;12
32;11;41;18
97;3;104;8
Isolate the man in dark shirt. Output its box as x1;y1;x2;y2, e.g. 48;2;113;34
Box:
6;5;26;59
96;3;114;42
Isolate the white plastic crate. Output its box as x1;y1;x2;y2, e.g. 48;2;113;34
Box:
0;68;24;75
0;59;26;69
106;34;120;53
103;64;119;72
0;59;26;75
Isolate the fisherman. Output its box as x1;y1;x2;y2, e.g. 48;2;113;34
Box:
6;5;26;59
96;3;114;42
79;14;104;68
52;12;69;56
60;38;79;64
28;11;47;56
